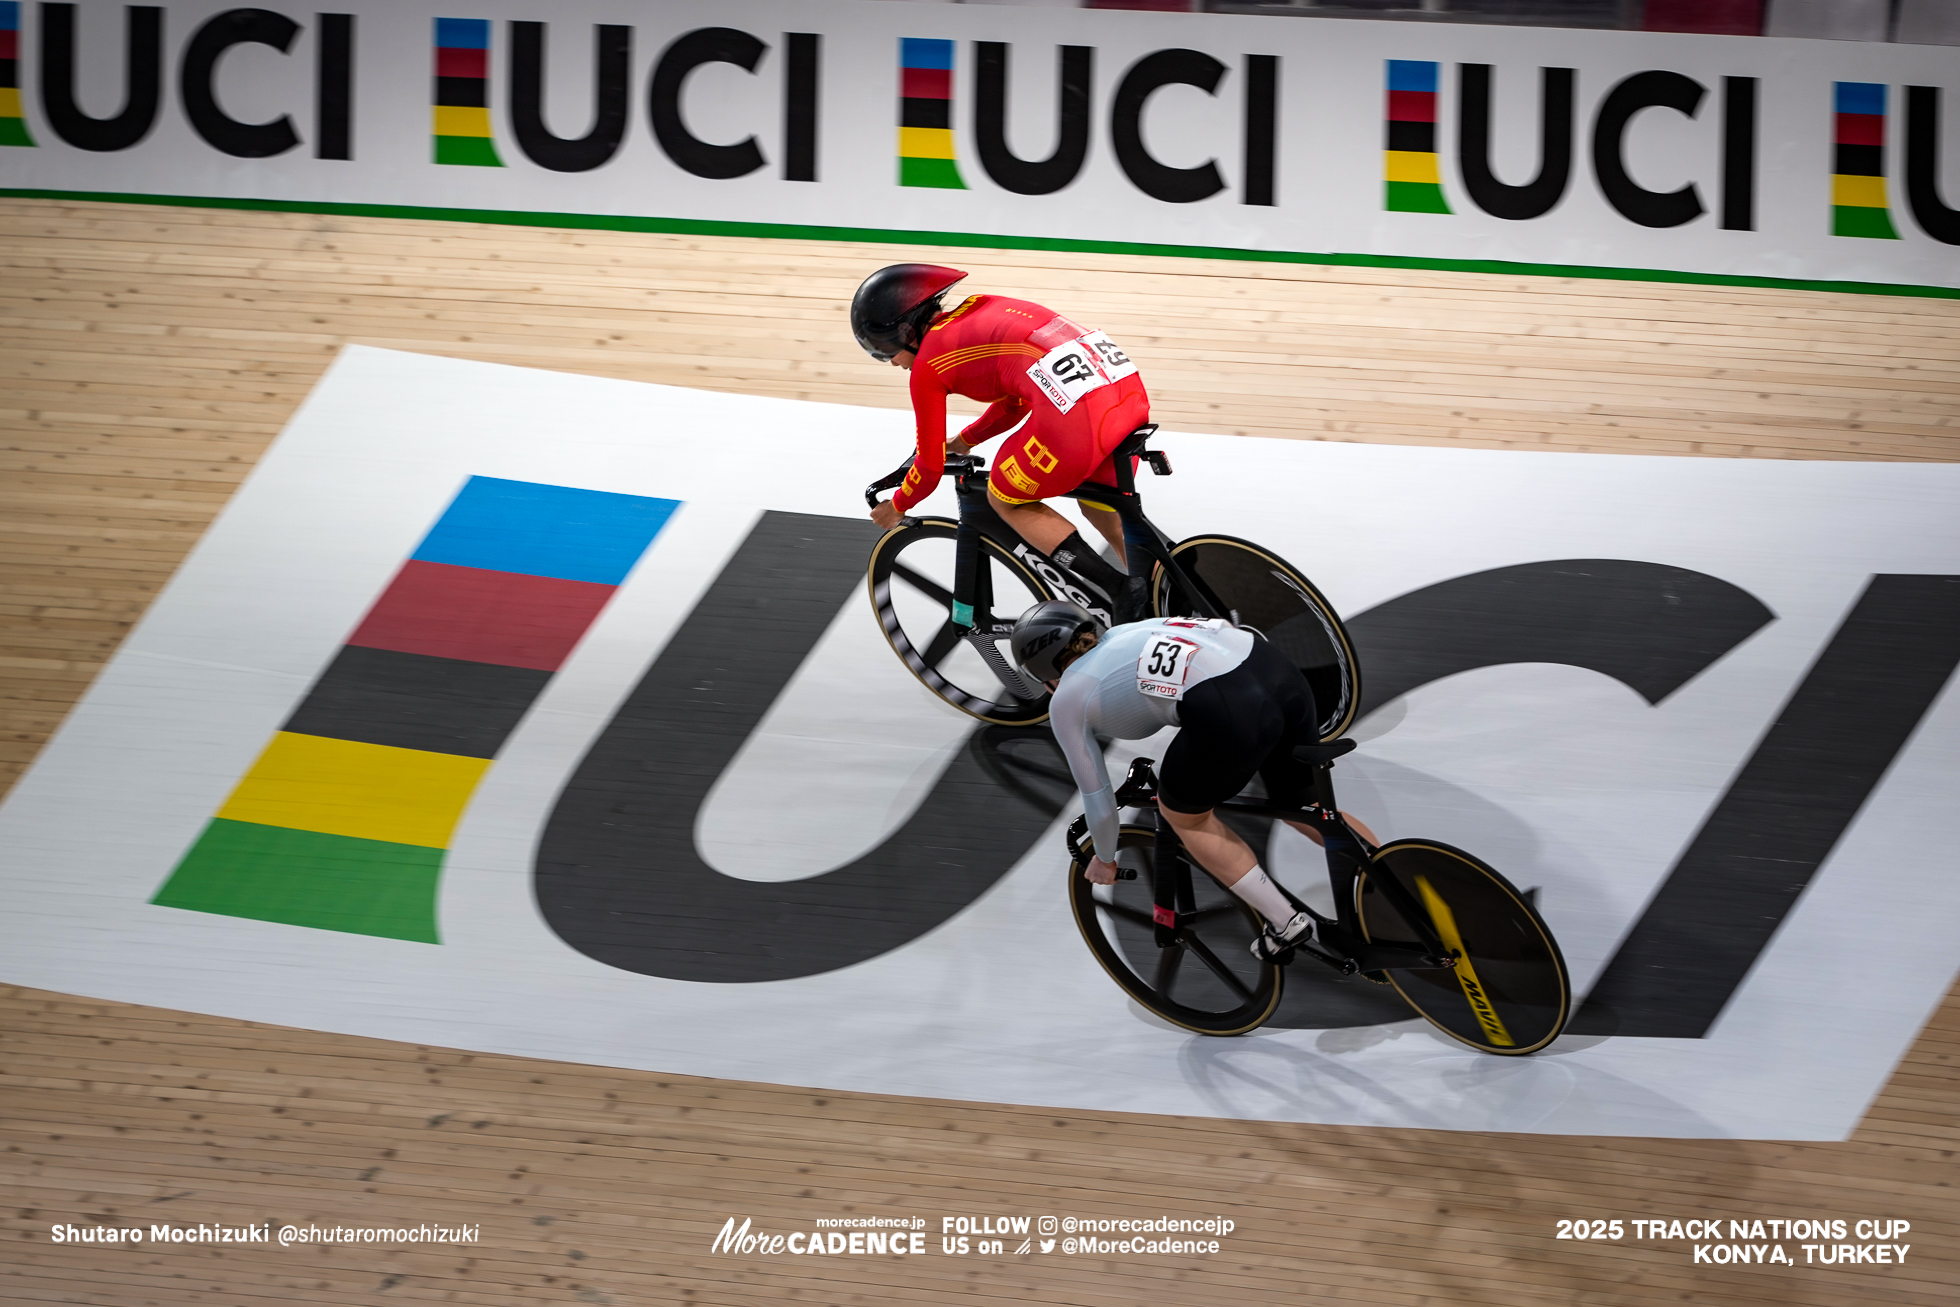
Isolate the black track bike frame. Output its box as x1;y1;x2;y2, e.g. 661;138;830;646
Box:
1076;756;1457;979
865;425;1236;642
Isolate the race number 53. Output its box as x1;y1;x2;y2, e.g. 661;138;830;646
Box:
1137;634;1199;699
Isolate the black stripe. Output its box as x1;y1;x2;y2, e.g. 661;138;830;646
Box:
1242;54;1277;207
783;32;819;182
1834;142;1882;177
1573;575;1960;1038
1720;76;1755;231
281;645;550;759
0;59;17;89
316;14;353;161
900;96;949;131
434;76;486;109
1386;119;1434;154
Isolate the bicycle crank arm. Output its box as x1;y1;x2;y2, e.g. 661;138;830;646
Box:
964;630;1046;701
1346;940;1458;972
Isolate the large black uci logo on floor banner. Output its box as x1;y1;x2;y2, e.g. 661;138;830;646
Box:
533;512;1960;1040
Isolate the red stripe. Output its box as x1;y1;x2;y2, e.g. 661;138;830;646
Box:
435;47;487;80
348;560;616;672
1836;113;1884;147
1386;90;1436;123
902;68;952;100
0;32;18;59
1642;0;1764;34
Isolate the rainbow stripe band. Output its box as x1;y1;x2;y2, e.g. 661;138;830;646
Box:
433;17;502;167
898;38;964;189
153;477;679;941
1832;82;1897;240
0;2;32;147
1385;61;1448;214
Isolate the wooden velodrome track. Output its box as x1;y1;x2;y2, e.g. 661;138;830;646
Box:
2;196;1957;1304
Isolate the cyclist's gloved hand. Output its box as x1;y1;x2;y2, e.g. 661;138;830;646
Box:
1084;857;1120;885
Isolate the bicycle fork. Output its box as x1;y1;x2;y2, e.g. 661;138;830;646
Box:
952;476;1047;701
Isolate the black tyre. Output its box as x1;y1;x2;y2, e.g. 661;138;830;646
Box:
1070;824;1284;1036
1356;840;1570;1056
867;517;1054;727
1150;535;1360;741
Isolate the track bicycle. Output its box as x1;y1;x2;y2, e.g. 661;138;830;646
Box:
1065;740;1571;1052
864;425;1361;732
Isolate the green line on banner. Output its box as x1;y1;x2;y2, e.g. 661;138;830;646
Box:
900;157;966;189
154;818;443;943
3;187;1956;301
1385;180;1451;214
1832;205;1899;240
434;135;503;168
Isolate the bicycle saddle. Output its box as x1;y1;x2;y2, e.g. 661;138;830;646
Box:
1111;423;1160;461
1292;738;1357;765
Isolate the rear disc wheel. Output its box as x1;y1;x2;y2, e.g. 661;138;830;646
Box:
1150;535;1359;741
1356;840;1570;1056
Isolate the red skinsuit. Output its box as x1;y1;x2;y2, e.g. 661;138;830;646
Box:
890;294;1150;514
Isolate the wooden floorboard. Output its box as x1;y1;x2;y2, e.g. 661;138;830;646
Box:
1;196;1957;1302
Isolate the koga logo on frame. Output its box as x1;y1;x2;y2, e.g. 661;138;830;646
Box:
709;1217;927;1257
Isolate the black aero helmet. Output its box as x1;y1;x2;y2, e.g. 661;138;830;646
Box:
851;263;968;361
1012;600;1101;683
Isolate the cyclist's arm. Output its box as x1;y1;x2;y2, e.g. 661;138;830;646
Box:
955;397;1029;447
1050;670;1119;862
893;369;951;514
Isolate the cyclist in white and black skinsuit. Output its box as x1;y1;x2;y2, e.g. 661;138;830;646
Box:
1011;601;1379;960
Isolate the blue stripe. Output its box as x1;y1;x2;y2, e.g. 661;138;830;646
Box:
0;3;18;33
411;477;681;586
1835;82;1885;116
435;18;490;51
1387;60;1438;94
901;38;955;71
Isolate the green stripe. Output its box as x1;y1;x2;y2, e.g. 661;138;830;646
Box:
0;118;35;148
899;156;966;189
434;135;502;167
1832;204;1900;240
153;818;442;943
1385;180;1452;214
3;186;1955;301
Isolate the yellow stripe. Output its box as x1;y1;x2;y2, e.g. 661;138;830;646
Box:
218;731;489;849
929;341;1043;372
0;88;21;118
1384;150;1441;184
1832;174;1888;208
433;105;493;139
1415;874;1515;1047
898;126;957;160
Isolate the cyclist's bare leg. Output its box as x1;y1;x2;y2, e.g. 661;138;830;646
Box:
1283;815;1380;848
1159;808;1380;886
1078;501;1126;569
986;487;1075;554
1157;805;1259;887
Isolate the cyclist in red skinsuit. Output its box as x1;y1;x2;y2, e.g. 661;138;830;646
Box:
856;266;1149;618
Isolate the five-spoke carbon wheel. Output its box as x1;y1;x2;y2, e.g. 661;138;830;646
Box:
1070;825;1284;1036
1357;840;1570;1056
1150;535;1360;742
867;517;1055;726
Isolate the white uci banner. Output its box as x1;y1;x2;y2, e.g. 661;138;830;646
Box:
1;345;1958;1140
2;0;1958;289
